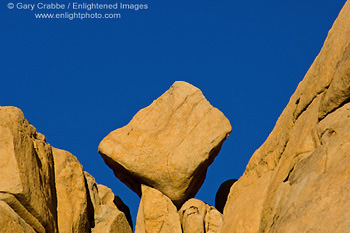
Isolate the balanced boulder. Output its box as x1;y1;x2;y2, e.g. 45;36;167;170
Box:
99;81;231;206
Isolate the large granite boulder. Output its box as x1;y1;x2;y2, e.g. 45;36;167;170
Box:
99;81;231;206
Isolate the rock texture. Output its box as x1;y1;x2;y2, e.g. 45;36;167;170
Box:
99;81;232;206
0;107;58;233
54;148;92;233
135;185;182;233
85;172;133;233
0;106;132;233
179;199;223;233
222;1;350;232
0;200;36;233
54;151;133;233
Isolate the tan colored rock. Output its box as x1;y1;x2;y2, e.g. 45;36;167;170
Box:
222;1;350;232
0;106;57;233
0;106;132;233
205;207;223;233
99;81;232;206
84;172;101;211
135;185;182;233
180;199;207;233
0;201;36;233
179;198;223;233
55;153;132;233
0;193;45;232
53;148;92;233
93;185;133;233
264;103;350;232
84;172;133;233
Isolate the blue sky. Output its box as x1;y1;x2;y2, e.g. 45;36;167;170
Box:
1;0;346;227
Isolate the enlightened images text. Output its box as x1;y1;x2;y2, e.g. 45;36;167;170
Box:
15;2;148;11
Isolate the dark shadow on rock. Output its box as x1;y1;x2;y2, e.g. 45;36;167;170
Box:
114;196;133;230
84;175;95;231
215;179;237;213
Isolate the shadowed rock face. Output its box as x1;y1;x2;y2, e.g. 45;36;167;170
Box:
99;81;232;206
222;1;350;232
215;179;237;213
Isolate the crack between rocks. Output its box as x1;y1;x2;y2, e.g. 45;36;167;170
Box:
319;97;350;122
318;41;350;121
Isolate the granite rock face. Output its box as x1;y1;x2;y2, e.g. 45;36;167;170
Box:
99;81;232;206
0;107;132;233
222;1;350;232
0;107;58;233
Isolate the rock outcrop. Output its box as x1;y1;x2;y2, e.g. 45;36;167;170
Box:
0;106;132;233
222;1;350;232
0;107;58;233
54;148;92;232
2;2;348;232
85;172;133;233
99;81;232;206
179;199;223;233
135;185;182;233
135;185;223;233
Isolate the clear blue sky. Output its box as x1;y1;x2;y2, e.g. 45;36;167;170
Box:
1;0;346;227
